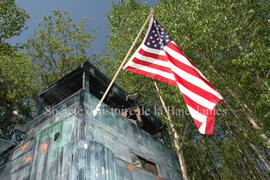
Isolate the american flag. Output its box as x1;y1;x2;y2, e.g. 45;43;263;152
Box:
123;17;223;134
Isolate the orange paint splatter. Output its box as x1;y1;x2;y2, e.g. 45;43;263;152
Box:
25;156;34;162
39;143;48;152
156;174;164;179
127;164;137;170
60;173;66;177
20;145;28;151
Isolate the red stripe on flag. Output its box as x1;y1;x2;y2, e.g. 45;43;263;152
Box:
138;49;168;61
132;58;172;74
205;108;215;134
125;66;177;86
181;93;210;116
166;42;187;57
182;93;216;134
174;74;222;103
166;43;218;91
166;53;208;83
193;119;203;130
192;117;214;134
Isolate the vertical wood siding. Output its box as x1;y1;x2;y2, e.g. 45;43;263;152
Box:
0;91;182;180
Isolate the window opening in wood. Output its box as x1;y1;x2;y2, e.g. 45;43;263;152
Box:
54;132;61;141
130;153;158;175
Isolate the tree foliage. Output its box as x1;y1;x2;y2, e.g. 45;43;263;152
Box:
0;0;33;140
0;0;269;178
0;54;38;140
0;0;29;55
25;10;95;87
100;0;270;179
0;9;95;140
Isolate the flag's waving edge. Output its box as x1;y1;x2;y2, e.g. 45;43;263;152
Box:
123;16;223;134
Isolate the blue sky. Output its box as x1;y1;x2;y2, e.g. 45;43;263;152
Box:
8;0;159;55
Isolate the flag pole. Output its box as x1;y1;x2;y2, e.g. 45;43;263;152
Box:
93;9;155;117
153;81;189;180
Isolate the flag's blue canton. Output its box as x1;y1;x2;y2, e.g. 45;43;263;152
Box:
144;18;172;50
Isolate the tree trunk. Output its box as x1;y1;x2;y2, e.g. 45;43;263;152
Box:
249;143;270;172
223;102;270;172
208;64;270;148
154;82;188;180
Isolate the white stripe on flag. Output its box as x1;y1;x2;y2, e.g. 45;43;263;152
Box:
127;63;176;81
164;45;194;69
186;105;207;123
141;44;167;56
177;83;216;110
170;42;212;83
165;45;223;100
170;63;221;101
136;53;170;67
199;120;207;134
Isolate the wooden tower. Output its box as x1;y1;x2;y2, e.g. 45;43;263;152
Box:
0;61;182;180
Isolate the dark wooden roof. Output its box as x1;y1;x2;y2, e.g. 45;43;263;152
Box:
30;61;164;134
0;138;15;155
39;61;136;109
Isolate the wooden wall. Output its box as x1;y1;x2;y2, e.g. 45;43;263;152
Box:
0;90;182;180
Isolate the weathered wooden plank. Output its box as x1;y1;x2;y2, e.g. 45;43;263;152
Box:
84;93;180;172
